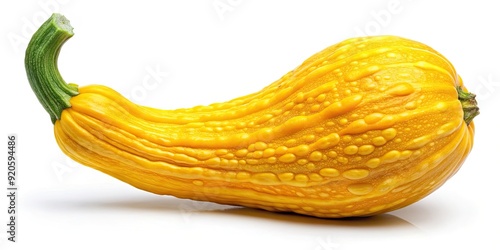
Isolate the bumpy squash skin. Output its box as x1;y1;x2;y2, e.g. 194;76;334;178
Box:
52;35;475;218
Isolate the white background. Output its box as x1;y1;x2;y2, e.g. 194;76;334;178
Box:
1;0;499;249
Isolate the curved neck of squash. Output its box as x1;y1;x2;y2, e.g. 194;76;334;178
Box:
25;13;78;124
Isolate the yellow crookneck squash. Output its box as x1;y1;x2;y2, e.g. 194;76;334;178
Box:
26;14;478;218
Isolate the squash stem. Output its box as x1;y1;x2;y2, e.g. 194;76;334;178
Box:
25;13;78;124
457;87;479;126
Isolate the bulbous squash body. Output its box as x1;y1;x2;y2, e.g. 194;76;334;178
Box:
26;14;477;218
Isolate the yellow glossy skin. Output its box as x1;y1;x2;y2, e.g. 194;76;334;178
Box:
54;36;474;218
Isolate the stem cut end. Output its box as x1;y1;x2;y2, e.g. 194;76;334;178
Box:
457;87;479;126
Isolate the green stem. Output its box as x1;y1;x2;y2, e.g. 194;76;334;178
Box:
457;86;479;126
25;13;78;124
